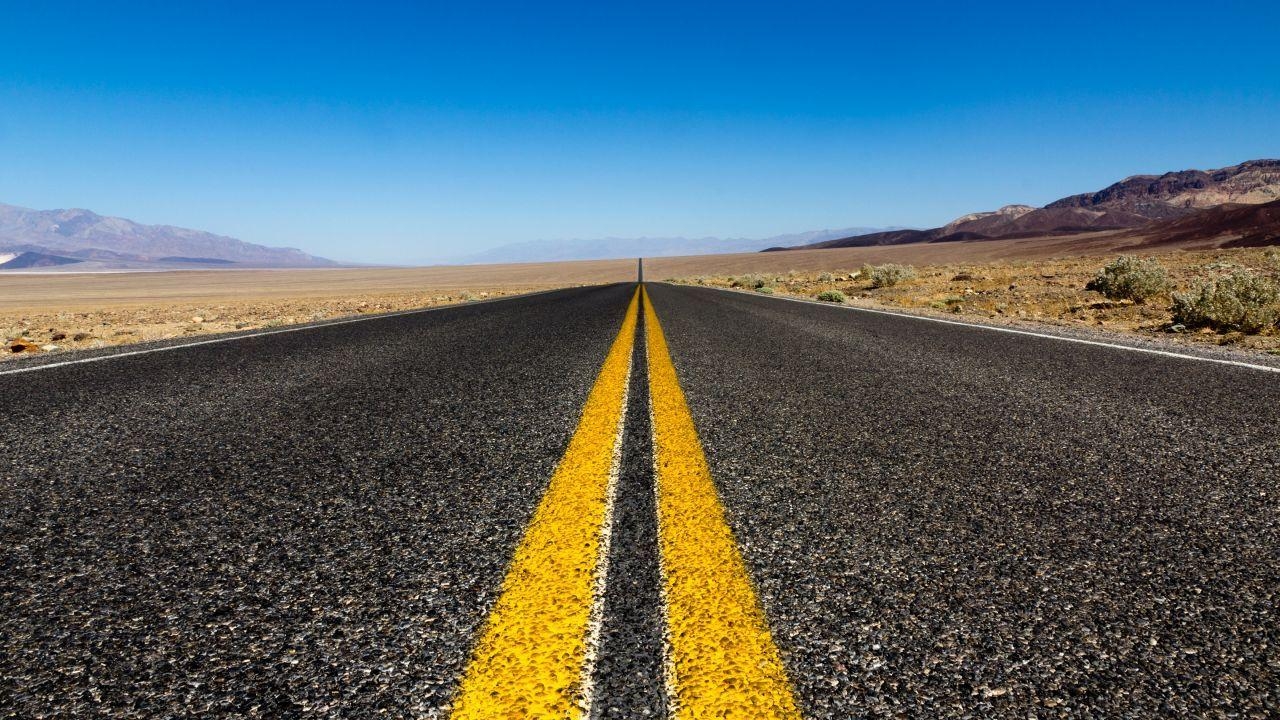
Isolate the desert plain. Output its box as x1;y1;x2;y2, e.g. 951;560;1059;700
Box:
3;232;1279;360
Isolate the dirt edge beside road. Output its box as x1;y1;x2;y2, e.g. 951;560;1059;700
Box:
668;247;1280;358
1;286;564;361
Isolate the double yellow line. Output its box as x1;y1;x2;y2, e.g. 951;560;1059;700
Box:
450;286;800;719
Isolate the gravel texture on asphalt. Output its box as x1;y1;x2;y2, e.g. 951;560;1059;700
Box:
645;282;1280;718
589;310;668;719
0;284;634;718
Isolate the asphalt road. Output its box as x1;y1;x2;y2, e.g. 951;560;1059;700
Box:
646;283;1279;717
3;282;1277;717
1;285;634;717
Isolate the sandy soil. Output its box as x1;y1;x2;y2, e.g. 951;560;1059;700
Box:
667;247;1280;356
1;260;638;359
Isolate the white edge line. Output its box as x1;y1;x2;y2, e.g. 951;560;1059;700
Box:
672;283;1280;375
0;287;576;377
578;334;634;718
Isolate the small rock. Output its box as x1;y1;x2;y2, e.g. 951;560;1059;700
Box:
1167;323;1187;333
982;687;1009;698
191;316;204;323
72;332;92;342
8;340;40;353
51;332;66;341
40;344;60;352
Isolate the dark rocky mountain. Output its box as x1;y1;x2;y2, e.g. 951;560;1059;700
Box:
789;159;1280;251
1134;198;1280;248
1048;159;1280;215
0;203;335;269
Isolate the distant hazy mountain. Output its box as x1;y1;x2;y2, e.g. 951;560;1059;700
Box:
0;203;335;270
459;227;908;264
789;159;1280;251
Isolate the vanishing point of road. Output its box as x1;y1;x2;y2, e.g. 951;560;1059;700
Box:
2;283;1277;717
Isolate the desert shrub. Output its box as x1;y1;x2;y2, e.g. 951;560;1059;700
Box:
1171;270;1280;334
817;272;834;282
755;286;775;294
816;290;846;303
1085;256;1170;303
732;273;772;290
866;264;917;288
1265;248;1280;271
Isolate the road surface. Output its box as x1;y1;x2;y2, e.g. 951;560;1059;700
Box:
2;283;1276;717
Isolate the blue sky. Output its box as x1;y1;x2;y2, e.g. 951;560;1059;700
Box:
1;1;1277;264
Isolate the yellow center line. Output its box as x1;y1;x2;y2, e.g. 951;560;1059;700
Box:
642;285;802;720
450;287;640;719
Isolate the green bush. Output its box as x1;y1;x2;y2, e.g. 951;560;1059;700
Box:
817;272;834;282
867;264;917;288
755;286;775;294
816;290;846;303
1171;270;1280;334
1085;256;1170;304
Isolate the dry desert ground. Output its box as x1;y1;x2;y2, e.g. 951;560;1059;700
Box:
3;233;1279;360
0;260;637;358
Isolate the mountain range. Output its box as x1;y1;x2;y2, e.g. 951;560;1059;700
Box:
781;159;1280;251
5;158;1277;271
0;204;335;270
456;227;909;264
